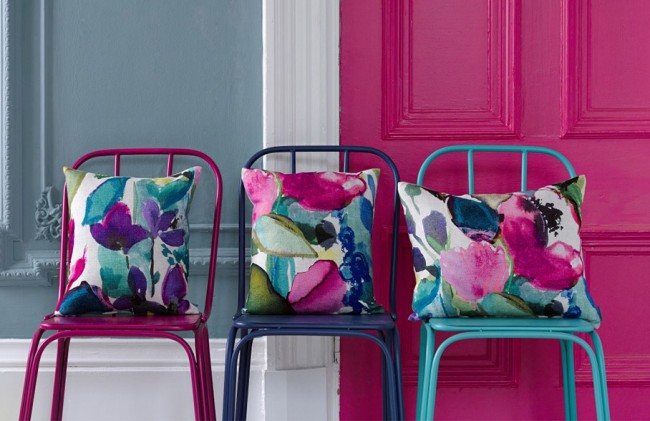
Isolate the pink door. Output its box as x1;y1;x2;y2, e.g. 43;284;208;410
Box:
340;1;650;419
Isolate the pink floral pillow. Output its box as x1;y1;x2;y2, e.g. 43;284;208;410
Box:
398;176;601;325
242;168;382;314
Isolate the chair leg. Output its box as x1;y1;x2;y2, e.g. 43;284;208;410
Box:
379;331;389;420
381;336;399;420
590;332;610;420
234;329;254;421
417;324;435;421
196;324;215;421
423;326;439;421
178;335;203;421
416;324;426;421
19;329;46;421
382;329;405;420
193;331;205;421
390;328;405;420
564;335;605;420
561;339;577;421
50;337;71;421
223;326;239;421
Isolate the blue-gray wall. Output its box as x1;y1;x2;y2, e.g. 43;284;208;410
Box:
0;0;261;337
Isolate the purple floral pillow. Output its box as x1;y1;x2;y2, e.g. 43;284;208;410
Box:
55;166;201;316
398;176;601;325
242;168;382;314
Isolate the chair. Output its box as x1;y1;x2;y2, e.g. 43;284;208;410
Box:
19;148;223;421
413;145;609;420
222;145;404;420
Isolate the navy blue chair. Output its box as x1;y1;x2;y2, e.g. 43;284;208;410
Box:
222;145;403;420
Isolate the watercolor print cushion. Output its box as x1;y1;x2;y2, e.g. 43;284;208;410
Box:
55;166;201;316
398;176;601;325
242;168;382;314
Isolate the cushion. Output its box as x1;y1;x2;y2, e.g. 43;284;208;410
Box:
398;176;601;325
242;168;382;314
55;166;201;316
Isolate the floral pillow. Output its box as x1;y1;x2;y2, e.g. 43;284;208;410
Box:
242;168;382;314
55;166;201;316
398;176;601;326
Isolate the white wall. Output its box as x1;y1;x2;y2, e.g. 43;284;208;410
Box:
0;338;266;421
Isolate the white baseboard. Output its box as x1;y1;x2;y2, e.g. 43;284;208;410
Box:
1;335;339;421
0;338;266;421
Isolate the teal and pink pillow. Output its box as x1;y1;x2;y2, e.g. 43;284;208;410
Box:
398;176;601;325
55;166;201;316
242;168;382;314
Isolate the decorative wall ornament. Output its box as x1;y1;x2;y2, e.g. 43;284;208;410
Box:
34;186;61;241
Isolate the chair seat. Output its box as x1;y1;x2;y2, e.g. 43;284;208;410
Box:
426;317;595;333
234;313;396;330
40;314;203;331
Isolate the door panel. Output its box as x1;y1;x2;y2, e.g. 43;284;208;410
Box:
340;1;650;419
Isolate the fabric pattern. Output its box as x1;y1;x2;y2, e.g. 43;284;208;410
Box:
55;166;201;316
242;168;382;314
398;176;601;325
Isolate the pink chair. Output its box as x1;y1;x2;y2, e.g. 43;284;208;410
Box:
19;148;223;421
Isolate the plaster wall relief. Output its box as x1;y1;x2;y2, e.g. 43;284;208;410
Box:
34;186;61;241
0;1;244;286
0;1;61;285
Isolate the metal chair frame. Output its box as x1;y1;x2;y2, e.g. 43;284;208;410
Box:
414;145;609;421
19;148;223;421
222;145;404;420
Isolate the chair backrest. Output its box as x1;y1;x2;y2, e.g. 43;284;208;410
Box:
238;145;401;319
417;145;576;192
59;148;223;321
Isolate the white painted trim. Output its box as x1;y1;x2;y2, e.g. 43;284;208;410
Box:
262;1;341;420
0;337;267;421
0;337;266;372
263;0;340;171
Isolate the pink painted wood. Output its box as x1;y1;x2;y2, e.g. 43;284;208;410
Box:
19;148;223;421
340;0;650;419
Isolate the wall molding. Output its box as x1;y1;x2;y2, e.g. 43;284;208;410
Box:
0;337;266;372
263;0;339;170
581;227;650;254
577;227;650;386
580;228;650;384
0;337;267;421
575;353;650;386
0;247;241;287
0;222;244;286
402;338;519;388
561;0;650;138
0;0;55;285
263;2;340;420
0;0;18;285
0;0;12;234
382;0;520;140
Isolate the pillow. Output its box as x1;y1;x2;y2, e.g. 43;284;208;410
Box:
55;166;201;316
242;168;382;314
398;176;601;326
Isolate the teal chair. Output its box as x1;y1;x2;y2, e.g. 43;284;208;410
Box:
413;145;609;420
